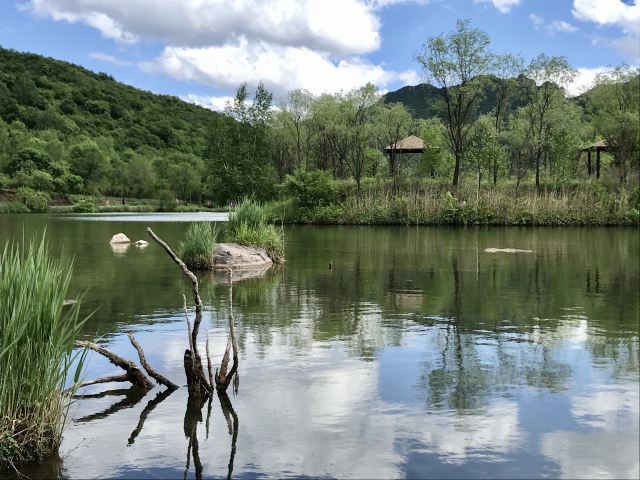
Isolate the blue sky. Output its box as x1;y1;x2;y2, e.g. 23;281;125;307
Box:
0;0;638;108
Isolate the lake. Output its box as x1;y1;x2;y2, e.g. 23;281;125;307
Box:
1;214;638;479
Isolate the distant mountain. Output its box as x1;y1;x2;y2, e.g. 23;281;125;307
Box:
383;75;538;120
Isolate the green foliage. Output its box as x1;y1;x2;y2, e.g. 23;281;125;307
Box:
228;197;266;231
0;235;86;466
177;222;218;269
156;189;177;212
17;187;49;213
226;198;285;262
284;169;335;210
0;201;29;214
72;199;98;213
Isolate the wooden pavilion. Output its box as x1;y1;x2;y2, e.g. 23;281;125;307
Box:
580;140;608;178
384;135;425;155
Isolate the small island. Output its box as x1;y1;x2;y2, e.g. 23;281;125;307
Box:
177;198;284;270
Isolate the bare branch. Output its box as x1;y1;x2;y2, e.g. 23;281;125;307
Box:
74;340;152;390
146;227;202;312
127;333;179;390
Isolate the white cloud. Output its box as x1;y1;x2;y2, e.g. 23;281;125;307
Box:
529;14;579;34
142;40;419;96
474;0;520;13
26;0;424;96
88;52;132;67
548;20;579;33
529;13;544;27
565;66;608;96
572;0;640;61
26;0;381;55
181;94;235;112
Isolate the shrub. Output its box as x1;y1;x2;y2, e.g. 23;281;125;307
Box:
0;201;30;214
226;198;285;263
17;187;50;213
72;199;98;213
284;169;335;210
228;197;266;232
0;235;86;467
230;221;285;263
157;189;177;212
177;222;218;269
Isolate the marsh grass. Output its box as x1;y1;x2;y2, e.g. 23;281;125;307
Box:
177;222;219;269
272;179;639;226
0;235;86;468
227;198;285;262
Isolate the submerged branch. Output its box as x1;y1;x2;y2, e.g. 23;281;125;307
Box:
127;333;179;390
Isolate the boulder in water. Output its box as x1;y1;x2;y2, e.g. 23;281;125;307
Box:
213;243;273;268
134;240;149;248
110;233;131;244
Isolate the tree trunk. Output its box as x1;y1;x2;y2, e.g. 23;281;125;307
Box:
452;152;461;187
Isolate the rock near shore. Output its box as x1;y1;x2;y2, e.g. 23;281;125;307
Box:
213;243;272;268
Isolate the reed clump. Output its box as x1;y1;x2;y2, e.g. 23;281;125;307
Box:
227;198;285;263
177;222;219;269
0;235;85;469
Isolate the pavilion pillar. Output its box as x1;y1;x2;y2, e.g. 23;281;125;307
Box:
596;148;601;179
587;150;592;176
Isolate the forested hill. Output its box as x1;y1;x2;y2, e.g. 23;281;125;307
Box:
384;75;536;119
0;47;221;155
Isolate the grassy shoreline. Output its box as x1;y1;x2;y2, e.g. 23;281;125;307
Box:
266;181;640;227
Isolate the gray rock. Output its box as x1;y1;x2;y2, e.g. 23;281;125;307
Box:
109;233;130;244
213;243;273;268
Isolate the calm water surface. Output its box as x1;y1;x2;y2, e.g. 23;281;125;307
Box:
1;214;638;479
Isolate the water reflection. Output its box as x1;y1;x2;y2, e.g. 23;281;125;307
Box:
0;218;637;479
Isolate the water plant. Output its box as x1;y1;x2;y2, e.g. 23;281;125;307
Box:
226;198;285;263
177;222;219;269
0;235;85;468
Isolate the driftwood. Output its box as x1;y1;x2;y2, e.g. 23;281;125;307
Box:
147;227;211;398
74;340;153;390
127;333;179;390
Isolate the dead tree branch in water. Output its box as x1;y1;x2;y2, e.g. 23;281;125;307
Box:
147;227;211;398
215;270;239;393
127;333;179;390
74;340;153;390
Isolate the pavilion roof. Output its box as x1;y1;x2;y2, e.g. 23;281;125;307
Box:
384;135;425;152
581;139;608;151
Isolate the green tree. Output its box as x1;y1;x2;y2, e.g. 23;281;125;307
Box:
372;102;413;191
68;139;110;193
523;54;576;191
587;65;640;184
416;19;498;187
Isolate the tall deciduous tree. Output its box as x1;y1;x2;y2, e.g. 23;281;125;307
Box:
587;65;640;184
416;19;497;187
523;54;576;191
373;102;413;192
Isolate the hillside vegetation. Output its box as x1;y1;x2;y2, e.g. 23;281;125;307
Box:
0;17;638;225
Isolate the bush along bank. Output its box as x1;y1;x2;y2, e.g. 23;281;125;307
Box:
266;177;640;227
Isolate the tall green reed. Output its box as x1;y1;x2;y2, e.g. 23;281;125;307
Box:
177;222;219;269
0;234;86;468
